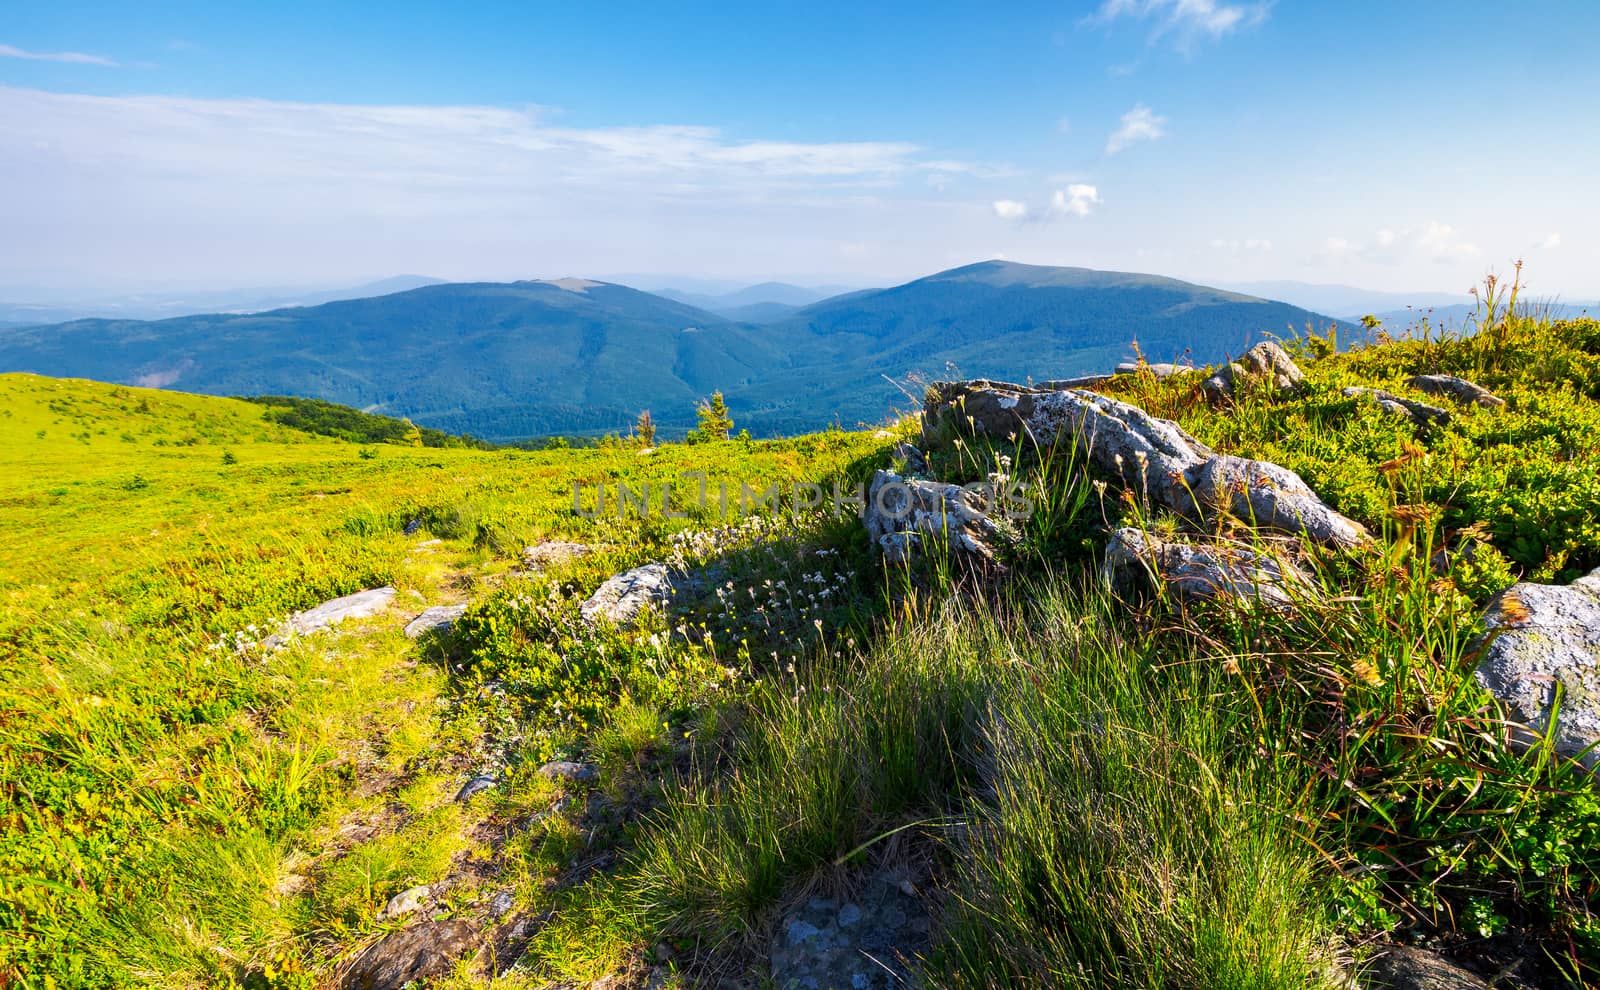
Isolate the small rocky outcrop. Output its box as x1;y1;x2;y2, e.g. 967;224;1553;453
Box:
1343;387;1451;426
863;470;1004;567
1101;528;1314;609
580;563;686;628
341;920;478;990
1474;567;1600;776
1362;946;1489;989
288;587;397;636
1408;374;1505;409
522;541;594;569
922;381;1366;548
769;868;929;990
537;759;598;783
1114;361;1189;379
889;441;928;476
382;885;431;919
454;774;497;802
1202;341;1307;401
403;603;467;639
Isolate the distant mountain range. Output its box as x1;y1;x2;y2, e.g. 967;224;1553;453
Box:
656;282;860;324
0;275;446;325
1216;279;1598;329
0;261;1337;439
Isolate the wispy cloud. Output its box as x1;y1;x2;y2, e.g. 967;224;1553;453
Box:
1323;223;1480;265
0;42;118;67
1089;0;1270;51
0;85;1009;283
1105;104;1166;154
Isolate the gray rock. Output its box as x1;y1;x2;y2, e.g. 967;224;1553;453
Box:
522;541;594;569
1474;567;1600;775
1188;455;1369;550
770;869;929;990
537;760;598;783
1202;341;1307;401
1408;374;1505;409
487;890;515;919
341;920;477;990
580;563;683;628
383;884;431;918
1101;528;1314;609
1114;361;1186;378
889;441;927;476
1362;946;1489;989
403;518;423;536
863;470;1005;568
922;381;1366;549
287;586;397;636
404;603;467;639
1343;386;1451;426
454;774;498;802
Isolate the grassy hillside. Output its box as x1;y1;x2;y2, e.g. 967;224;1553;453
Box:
4;311;1600;988
0;373;887;986
0;281;784;441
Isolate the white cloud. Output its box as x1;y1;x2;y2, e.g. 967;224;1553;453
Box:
1090;0;1271;50
1105;104;1166;155
0;42;118;67
992;200;1030;221
992;185;1100;223
1050;184;1101;218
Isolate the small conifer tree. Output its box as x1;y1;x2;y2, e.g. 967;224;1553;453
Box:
635;409;657;447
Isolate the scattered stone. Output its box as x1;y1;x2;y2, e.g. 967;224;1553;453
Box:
404;604;467;639
1202;341;1307;401
889;441;927;476
1473;566;1600;777
1188;455;1369;549
1101;528;1314;609
286;587;397;636
521;541;594;569
1362;945;1489;989
1408;374;1505;409
580;563;684;628
862;470;1005;568
403;518;423;536
383;885;431;919
341;920;477;990
537;760;598;783
1114;361;1187;378
1343;386;1451;426
770;869;930;990
487;890;515;919
454;775;498;802
413;538;442;548
922;380;1366;548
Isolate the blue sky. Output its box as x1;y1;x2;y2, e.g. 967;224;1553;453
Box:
2;1;1596;296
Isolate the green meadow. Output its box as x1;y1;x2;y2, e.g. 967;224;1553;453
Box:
4;307;1600;988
